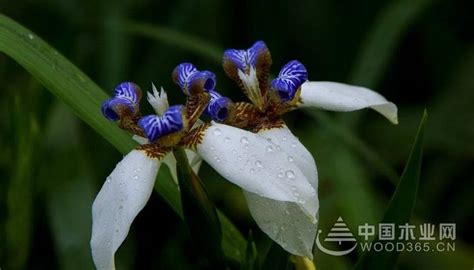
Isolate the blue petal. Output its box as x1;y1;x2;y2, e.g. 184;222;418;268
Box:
188;70;216;92
101;97;135;121
172;63;198;92
271;60;308;102
247;41;268;68
114;82;141;103
138;105;184;142
223;40;269;72
173;63;216;94
205;90;231;122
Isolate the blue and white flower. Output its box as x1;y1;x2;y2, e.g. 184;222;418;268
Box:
194;41;397;259
91;76;210;269
91;40;398;269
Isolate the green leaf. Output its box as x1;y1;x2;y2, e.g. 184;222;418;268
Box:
173;148;225;268
354;110;427;270
5;88;40;269
0;14;245;262
241;231;259;270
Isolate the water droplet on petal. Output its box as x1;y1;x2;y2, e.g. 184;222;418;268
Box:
255;160;263;168
106;177;112;183
28;33;34;39
250;168;256;173
224;136;230;143
266;145;274;152
133;175;139;180
213;128;222;136
286;170;295;179
232;149;237;154
282;136;288;141
285;209;290;215
293;191;300;197
291;143;297;148
298;198;306;204
240;137;249;145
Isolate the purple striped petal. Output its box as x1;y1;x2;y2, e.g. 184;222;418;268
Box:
205;90;231;122
223;41;269;73
172;63;216;94
101;97;136;121
114;82;142;103
138;105;184;142
271;60;308;102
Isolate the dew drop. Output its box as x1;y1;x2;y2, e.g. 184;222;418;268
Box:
298;198;306;204
285;209;291;215
282;136;288;141
285;170;295;179
266;145;274;152
291;185;297;191
213;128;222;136
231;149;237;154
238;155;243;161
287;156;294;162
210;146;215;151
293;191;300;197
106;177;111;183
255;160;263;168
224;136;230;143
291;143;297;148
28;33;34;39
250;168;256;173
133;175;139;180
240;136;249;145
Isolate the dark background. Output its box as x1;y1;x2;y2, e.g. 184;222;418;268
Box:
0;0;473;269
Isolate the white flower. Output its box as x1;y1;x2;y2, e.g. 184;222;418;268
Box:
198;41;398;259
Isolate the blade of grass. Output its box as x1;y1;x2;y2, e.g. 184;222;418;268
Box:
120;20;223;64
0;14;245;261
5;85;40;269
354;111;427;269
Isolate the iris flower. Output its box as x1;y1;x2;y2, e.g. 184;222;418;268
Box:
195;41;398;259
91;41;397;269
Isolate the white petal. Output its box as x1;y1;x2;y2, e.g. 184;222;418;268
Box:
163;150;202;185
196;123;316;216
147;84;169;115
91;150;161;270
299;81;398;124
244;191;317;258
257;125;319;224
258;125;318;189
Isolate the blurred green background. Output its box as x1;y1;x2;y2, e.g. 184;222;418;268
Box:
0;0;473;269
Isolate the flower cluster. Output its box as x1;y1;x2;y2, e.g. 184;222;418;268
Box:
91;40;398;269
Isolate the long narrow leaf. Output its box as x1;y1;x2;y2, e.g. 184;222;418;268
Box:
354;110;427;269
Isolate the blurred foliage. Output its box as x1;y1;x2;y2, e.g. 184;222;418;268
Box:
0;0;473;269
